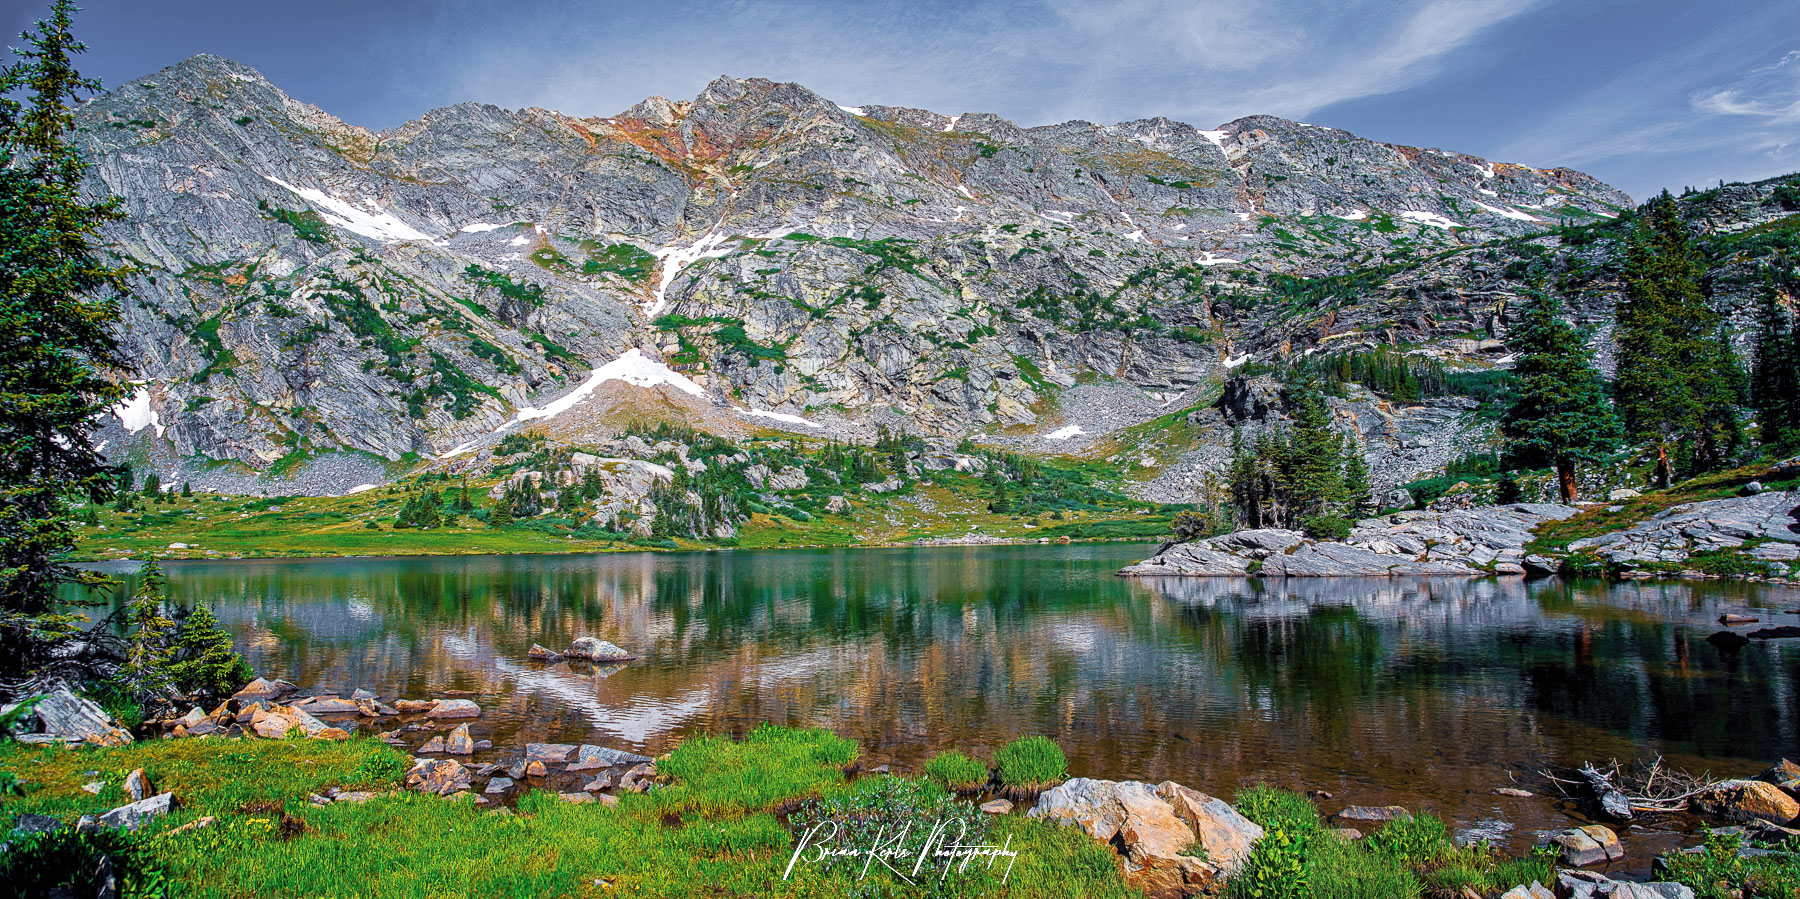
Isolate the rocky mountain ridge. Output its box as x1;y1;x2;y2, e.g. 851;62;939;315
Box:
77;54;1792;499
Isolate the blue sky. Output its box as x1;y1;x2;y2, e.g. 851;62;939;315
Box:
8;0;1797;200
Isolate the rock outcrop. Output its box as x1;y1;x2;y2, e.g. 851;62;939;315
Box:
1566;489;1800;571
1121;504;1577;577
1027;777;1263;897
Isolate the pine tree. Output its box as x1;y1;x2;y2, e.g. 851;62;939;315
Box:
1500;290;1622;502
1749;270;1798;451
1340;432;1372;517
487;495;514;528
0;1;133;674
1282;373;1343;521
1614;193;1743;483
116;560;173;702
166;603;252;700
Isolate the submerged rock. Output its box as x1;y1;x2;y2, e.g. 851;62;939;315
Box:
567;638;635;662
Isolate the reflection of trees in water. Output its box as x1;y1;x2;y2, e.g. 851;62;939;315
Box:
73;552;1800;808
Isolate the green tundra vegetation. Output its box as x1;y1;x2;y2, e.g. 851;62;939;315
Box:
6;727;1790;898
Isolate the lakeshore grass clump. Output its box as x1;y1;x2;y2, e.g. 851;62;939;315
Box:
0;726;1136;898
994;735;1068;800
922;749;989;793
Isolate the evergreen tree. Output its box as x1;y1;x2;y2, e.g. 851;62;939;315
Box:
0;1;133;674
1749;269;1799;450
1282;373;1343;520
140;472;160;497
1340;432;1372;517
166;603;252;700
487;495;514;528
1500;290;1622;502
180;481;191;498
1614;193;1743;483
115;560;173;703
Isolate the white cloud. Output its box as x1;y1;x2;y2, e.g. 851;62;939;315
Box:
1691;50;1800;125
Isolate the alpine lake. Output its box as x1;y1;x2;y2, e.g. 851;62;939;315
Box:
78;543;1800;875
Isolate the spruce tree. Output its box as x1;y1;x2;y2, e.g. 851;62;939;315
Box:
1749;269;1798;451
1282;373;1343;521
0;1;133;674
1500;290;1622;502
116;560;173;703
1340;432;1372;517
167;603;252;700
1614;193;1743;483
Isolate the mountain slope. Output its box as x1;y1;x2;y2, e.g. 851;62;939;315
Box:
80;54;1657;493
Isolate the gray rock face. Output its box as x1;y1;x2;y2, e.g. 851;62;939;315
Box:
80;53;1654;498
1121;504;1578;577
1568;489;1800;570
5;687;132;747
79;793;175;832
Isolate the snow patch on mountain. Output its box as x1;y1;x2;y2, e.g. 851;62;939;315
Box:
113;385;165;438
735;407;822;429
262;176;430;242
1399;210;1461;230
1045;425;1085;440
498;349;707;431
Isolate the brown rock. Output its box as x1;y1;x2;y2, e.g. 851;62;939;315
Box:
1493;788;1534;798
524;760;548;778
1329;827;1363;842
123;769;153;802
418;736;447;753
980;799;1014;815
527;643;564;661
394;699;437;714
425;699;481;719
294;697;361;714
1691;779;1800;826
404;759;471;796
1028;778;1219;898
445;724;474;755
314;727;350;741
1761;759;1800;785
558;792;594;804
524;743;578;763
231;677;297;701
1719;614;1760;625
583;770;618;791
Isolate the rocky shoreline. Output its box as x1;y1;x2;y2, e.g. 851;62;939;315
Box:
1120;503;1578;577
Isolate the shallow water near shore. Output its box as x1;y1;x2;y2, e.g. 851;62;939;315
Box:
79;544;1800;875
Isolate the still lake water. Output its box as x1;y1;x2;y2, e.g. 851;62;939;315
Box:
83;544;1800;868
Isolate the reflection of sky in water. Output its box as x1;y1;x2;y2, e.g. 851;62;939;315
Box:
74;547;1800;867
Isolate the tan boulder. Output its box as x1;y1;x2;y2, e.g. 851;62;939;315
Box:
1155;781;1264;874
1691;779;1800;826
404;758;471;796
1028;778;1219;898
425;699;481;719
445;724;475;755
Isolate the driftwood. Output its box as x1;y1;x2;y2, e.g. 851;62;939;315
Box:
1578;762;1635;821
1543;757;1723;818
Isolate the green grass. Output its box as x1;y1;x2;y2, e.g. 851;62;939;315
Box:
922;749;989;793
1;727;1132;898
1528;461;1800;557
994;735;1067;799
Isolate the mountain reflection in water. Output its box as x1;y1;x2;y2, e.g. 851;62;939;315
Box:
78;544;1800;863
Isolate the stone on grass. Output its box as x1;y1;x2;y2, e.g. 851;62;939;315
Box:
425;699;481;719
980;799;1014;815
8;687;132;747
315;727;350;740
80;793;174;832
405;759;472;796
1154;781;1264;874
558;792;594;804
1028;778;1221;897
123;769;153;802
